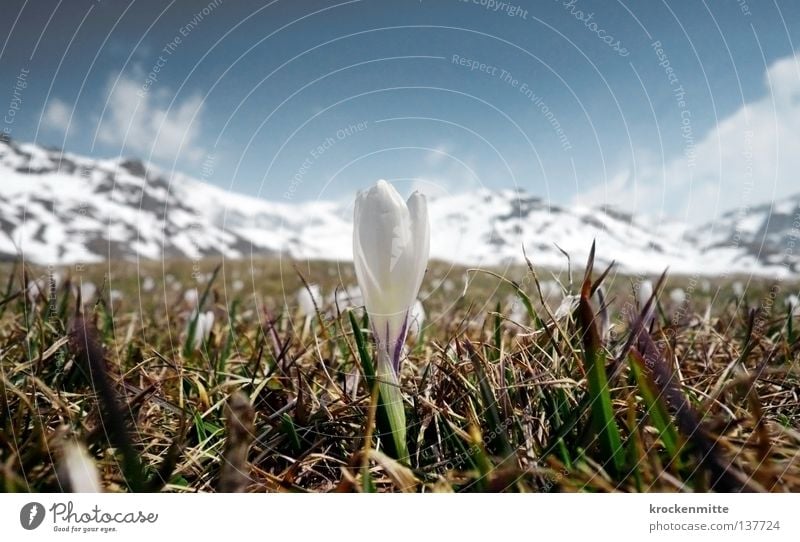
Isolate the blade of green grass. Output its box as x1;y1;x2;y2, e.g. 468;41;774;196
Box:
577;242;625;474
628;350;680;461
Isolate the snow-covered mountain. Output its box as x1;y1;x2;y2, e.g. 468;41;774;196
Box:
0;138;796;276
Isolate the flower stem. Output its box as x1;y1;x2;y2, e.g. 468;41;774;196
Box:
375;346;409;463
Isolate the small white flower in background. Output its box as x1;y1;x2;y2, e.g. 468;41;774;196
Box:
58;441;102;493
700;279;711;293
142;276;155;292
184;288;199;308
297;284;323;317
637;279;655;326
26;279;43;304
540;279;561;300
507;294;528;324
732;281;744;297
669;287;687;305
787;294;800;315
407;299;426;340
191;310;215;349
327;285;363;311
109;289;123;304
26;272;60;304
49;271;62;290
593;286;610;342
353;180;430;374
442;279;455;293
554;294;579;320
232;279;244;292
78;281;97;302
638;280;654;309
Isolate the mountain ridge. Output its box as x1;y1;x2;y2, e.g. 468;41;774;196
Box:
0;138;796;276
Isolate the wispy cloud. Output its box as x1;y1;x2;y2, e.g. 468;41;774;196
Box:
97;72;206;162
410;144;481;199
578;52;800;223
42;98;72;135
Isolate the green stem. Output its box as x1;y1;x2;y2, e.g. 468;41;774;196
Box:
376;348;409;463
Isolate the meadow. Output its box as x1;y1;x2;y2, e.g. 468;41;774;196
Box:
1;252;798;492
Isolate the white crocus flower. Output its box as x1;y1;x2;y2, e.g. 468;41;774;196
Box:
142;276;155;292
109;289;124;303
554;294;579;320
78;281;97;303
669;287;686;305
540;279;561;300
191;310;215;349
638;279;655;327
787;294;799;315
26;279;42;304
353;180;429;461
59;441;102;493
593;286;610;343
183;288;199;308
353;180;429;375
297;284;322;318
327;285;363;314
407;299;426;341
507;294;528;325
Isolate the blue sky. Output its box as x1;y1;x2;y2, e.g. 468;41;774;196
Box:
2;0;800;223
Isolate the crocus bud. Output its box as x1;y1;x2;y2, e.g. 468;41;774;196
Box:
593;286;610;343
78;281;97;303
638;279;655;327
296;284;322;318
787;294;799;315
407;299;426;341
353;180;430;375
669;287;686;305
58;441;102;493
190;310;215;349
353;180;429;461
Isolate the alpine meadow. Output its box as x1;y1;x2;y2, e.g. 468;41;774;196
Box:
1;2;800;532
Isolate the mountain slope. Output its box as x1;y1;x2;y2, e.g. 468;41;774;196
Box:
0;138;795;276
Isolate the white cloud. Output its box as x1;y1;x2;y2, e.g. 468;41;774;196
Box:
407;177;453;199
578;53;800;224
414;145;484;199
42;98;72;134
97;73;206;162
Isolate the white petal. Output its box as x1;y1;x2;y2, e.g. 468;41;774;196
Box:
352;180;431;372
60;441;102;493
354;181;414;316
407;191;430;300
297;284;322;316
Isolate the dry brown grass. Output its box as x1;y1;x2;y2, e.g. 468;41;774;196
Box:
0;255;798;493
